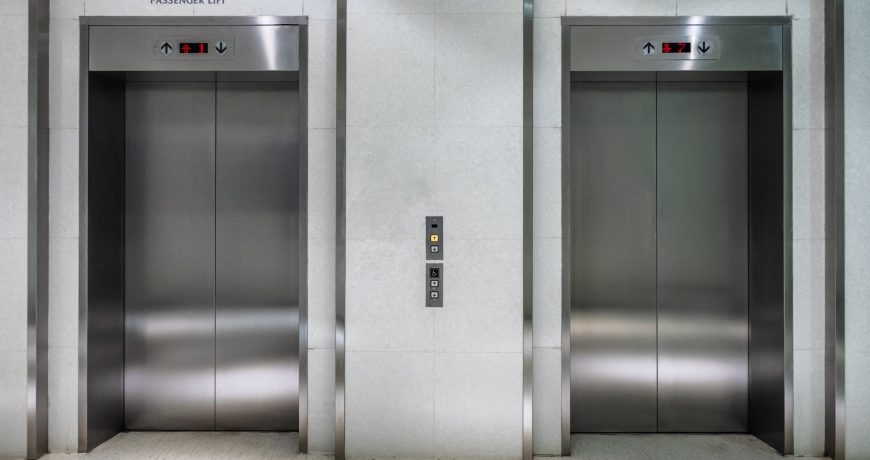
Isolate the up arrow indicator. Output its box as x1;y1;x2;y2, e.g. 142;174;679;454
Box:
698;41;711;54
215;41;228;55
159;41;173;55
642;42;655;55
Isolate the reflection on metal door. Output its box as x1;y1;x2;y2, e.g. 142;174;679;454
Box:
124;80;299;431
125;81;217;430
570;81;658;433
656;81;748;432
570;77;749;433
215;81;300;430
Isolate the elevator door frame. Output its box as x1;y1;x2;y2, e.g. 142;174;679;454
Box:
78;16;309;453
560;16;793;455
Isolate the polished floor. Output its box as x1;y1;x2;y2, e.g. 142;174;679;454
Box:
40;432;320;460
36;433;830;459
562;434;828;460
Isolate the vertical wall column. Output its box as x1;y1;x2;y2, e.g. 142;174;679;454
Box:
48;1;84;453
522;1;533;458
343;1;523;458
0;0;33;456
842;1;870;459
530;1;565;455
824;1;844;458
335;0;346;458
27;0;50;457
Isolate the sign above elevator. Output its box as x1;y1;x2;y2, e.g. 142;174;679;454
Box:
636;36;719;60
155;37;234;59
569;22;783;72
89;23;300;72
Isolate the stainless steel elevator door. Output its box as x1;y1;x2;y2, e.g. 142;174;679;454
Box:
656;81;748;432
570;81;658;432
124;78;299;431
125;81;217;430
215;81;300;430
570;76;749;433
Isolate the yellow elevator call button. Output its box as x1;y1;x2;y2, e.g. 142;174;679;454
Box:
430;234;439;243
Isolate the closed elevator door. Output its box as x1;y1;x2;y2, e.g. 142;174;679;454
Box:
570;76;748;432
125;78;299;431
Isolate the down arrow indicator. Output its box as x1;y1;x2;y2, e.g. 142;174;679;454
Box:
215;41;228;55
698;41;711;54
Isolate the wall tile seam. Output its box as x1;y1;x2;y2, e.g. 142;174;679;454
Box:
48;123;81;131
345;124;525;129
793;237;829;242
674;0;788;15
344;237;525;242
344;124;435;129
302;4;338;20
0;347;27;353
792;17;825;22
82;7;196;15
345;350;524;355
785;0;804;17
347;13;435;17
347;7;534;15
430;124;525;129
0;122;29;128
793;346;826;351
433;13;524;16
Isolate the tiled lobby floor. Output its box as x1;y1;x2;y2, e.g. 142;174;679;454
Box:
35;432;830;459
560;434;829;460
40;432;318;460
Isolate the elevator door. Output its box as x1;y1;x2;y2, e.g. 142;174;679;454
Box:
215;81;300;430
570;81;658;433
656;81;748;432
124;78;299;431
570;76;748;433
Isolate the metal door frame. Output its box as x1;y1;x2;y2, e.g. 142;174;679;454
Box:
78;16;309;452
560;15;793;455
